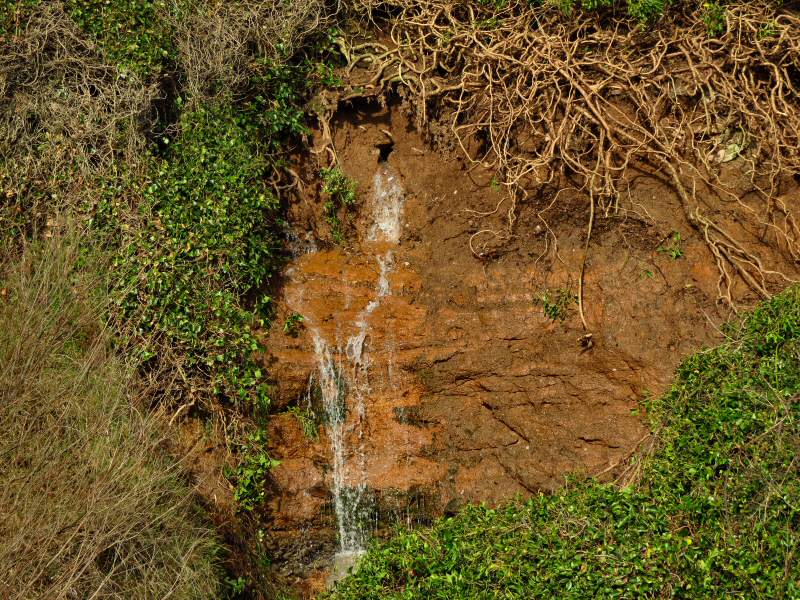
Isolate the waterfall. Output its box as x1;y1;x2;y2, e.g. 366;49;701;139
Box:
297;163;406;579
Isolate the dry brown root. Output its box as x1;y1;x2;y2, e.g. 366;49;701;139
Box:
339;0;800;312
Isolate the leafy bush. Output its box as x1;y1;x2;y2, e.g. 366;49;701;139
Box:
326;286;800;599
228;429;281;512
63;0;184;76
99;102;285;411
0;234;223;599
321;166;358;242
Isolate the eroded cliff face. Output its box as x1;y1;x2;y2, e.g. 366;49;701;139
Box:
259;102;797;595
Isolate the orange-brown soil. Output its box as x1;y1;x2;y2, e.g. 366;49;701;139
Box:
231;99;797;597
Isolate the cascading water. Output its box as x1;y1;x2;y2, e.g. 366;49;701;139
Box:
292;163;406;581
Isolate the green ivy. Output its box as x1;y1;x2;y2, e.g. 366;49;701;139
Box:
98;102;286;411
63;0;183;76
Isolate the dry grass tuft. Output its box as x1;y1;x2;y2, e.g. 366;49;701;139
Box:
175;0;331;103
0;3;154;238
0;231;222;600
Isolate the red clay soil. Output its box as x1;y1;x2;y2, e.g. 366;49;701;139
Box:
257;100;799;596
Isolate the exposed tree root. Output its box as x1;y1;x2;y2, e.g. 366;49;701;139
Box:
335;0;800;312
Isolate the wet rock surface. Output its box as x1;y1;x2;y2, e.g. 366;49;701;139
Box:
260;102;799;596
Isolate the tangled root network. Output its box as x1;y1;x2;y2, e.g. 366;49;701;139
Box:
340;0;800;310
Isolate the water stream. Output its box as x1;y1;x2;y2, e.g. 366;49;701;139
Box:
292;163;406;580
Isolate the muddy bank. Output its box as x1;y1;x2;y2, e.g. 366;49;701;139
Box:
259;100;798;596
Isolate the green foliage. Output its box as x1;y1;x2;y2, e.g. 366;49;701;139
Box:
289;405;319;441
538;287;577;322
97;102;285;410
477;0;509;8
702;1;727;36
579;0;613;12
284;313;305;337
0;0;38;36
325;286;800;599
223;576;248;598
625;0;666;22
658;231;684;259
63;0;182;76
228;429;281;512
547;0;666;22
758;19;778;39
321;166;358;243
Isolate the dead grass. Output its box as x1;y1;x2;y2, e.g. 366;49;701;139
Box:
175;0;332;103
0;3;155;227
0;231;223;599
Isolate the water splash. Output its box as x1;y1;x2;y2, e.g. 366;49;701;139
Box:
297;164;406;572
311;331;371;552
368;164;405;243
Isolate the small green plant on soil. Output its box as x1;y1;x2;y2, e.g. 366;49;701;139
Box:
702;1;727;36
288;405;319;441
475;15;500;29
321;166;357;243
538;287;577;322
283;313;305;337
758;19;778;39
223;575;248;598
227;429;280;512
658;231;684;259
477;0;509;8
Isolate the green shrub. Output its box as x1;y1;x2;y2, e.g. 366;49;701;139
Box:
227;429;281;512
321;166;358;243
626;0;666;22
701;1;727;35
63;0;184;76
326;286;800;599
98;102;285;411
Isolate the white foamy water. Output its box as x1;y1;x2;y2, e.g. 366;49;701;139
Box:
368;164;405;243
290;164;406;578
